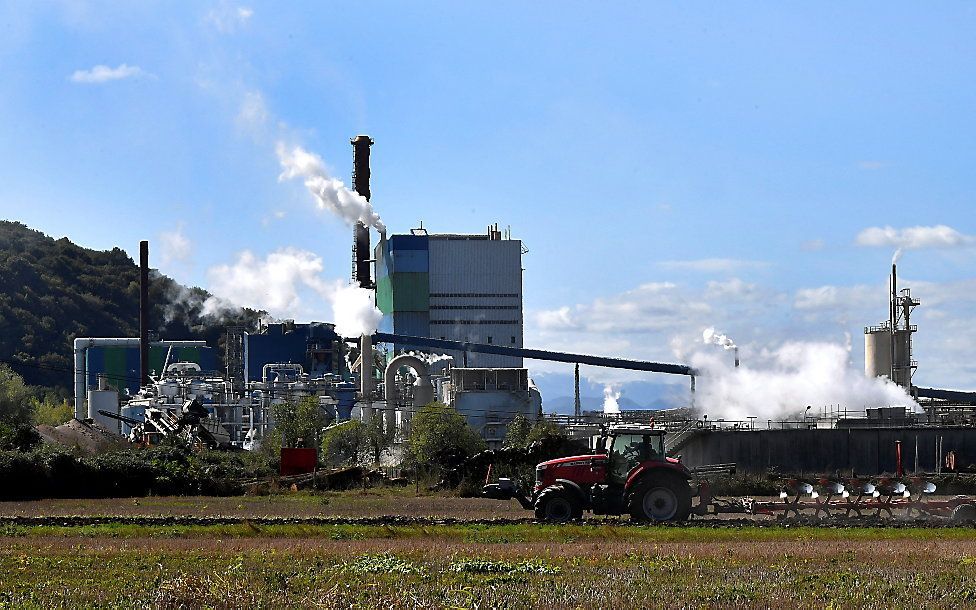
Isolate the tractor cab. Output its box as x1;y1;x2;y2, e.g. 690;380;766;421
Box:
601;426;668;483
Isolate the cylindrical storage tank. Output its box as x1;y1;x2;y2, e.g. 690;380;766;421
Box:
88;389;120;433
892;329;912;387
156;380;179;399
864;329;892;379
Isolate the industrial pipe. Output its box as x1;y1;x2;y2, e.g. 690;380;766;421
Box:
373;332;695;376
360;334;373;423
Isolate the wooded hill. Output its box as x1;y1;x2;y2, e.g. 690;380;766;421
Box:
0;221;263;394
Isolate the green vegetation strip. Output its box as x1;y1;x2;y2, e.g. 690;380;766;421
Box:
2;521;976;542
5;544;976;607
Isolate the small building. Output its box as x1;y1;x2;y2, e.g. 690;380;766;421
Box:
440;368;541;448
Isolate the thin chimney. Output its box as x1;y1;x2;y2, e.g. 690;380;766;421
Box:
139;240;150;387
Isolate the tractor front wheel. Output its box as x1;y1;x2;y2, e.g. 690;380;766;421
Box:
534;485;583;522
628;474;692;523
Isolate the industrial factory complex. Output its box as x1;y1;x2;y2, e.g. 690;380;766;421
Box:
68;135;976;476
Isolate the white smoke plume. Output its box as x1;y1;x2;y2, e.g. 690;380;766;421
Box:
332;284;382;338
406;351;454;366
602;385;621;414
892;248;903;265
689;341;916;421
158;224;192;266
276;143;386;232
157;276;253;325
702;327;736;350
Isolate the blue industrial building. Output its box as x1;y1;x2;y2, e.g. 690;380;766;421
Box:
244;322;342;382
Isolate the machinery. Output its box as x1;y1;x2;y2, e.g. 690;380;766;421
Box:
484;424;976;523
486;424;703;522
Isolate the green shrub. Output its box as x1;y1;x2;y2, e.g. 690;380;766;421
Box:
0;446;274;500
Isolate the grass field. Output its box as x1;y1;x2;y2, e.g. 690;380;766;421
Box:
2;492;976;608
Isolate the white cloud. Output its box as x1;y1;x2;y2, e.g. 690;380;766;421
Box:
206;247;336;320
206;3;254;33
236;90;268;128
69;63;147;84
158;224;192;265
527;266;976;398
657;258;768;273
856;225;976;250
704;278;758;300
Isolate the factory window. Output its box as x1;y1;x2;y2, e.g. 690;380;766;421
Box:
429;293;519;298
487;336;493;344
429;305;519;310
430;320;520;325
511;336;516;344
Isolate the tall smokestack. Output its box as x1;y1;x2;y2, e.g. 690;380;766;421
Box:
351;135;374;289
139;240;150;388
890;263;897;381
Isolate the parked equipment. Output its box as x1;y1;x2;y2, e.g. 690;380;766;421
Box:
483;424;976;523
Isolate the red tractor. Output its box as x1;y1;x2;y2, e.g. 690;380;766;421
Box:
485;424;698;522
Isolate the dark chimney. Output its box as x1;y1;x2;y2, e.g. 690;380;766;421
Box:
351;135;374;289
139;240;150;387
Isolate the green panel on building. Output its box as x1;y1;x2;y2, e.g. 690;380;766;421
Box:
376;276;394;314
103;347;129;393
391;272;429;312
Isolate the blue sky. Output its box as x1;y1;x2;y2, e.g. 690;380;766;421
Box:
2;2;975;401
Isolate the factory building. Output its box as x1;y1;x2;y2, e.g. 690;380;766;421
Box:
237;322;342;384
375;225;524;368
79;343;216;399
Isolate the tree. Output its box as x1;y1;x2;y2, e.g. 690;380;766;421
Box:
270;396;329;450
363;416;396;466
502;413;532;448
526;418;568;445
320;421;368;468
406;403;486;478
0;364;34;424
32;395;73;427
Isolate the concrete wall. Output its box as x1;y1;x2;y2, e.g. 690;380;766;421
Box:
680;427;976;474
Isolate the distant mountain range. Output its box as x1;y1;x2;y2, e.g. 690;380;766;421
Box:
0;221;263;393
534;371;690;414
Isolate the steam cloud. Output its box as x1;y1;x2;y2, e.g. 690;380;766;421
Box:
892;248;903;265
276;143;386;232
332;284;382;338
689;341;916;421
702;327;736;350
602;385;621;414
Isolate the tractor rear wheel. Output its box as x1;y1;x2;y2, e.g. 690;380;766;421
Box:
534;485;583;522
628;474;692;523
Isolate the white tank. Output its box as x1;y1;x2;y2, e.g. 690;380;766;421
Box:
156;380;179;398
88;389;120;433
864;329;892;379
188;379;209;399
